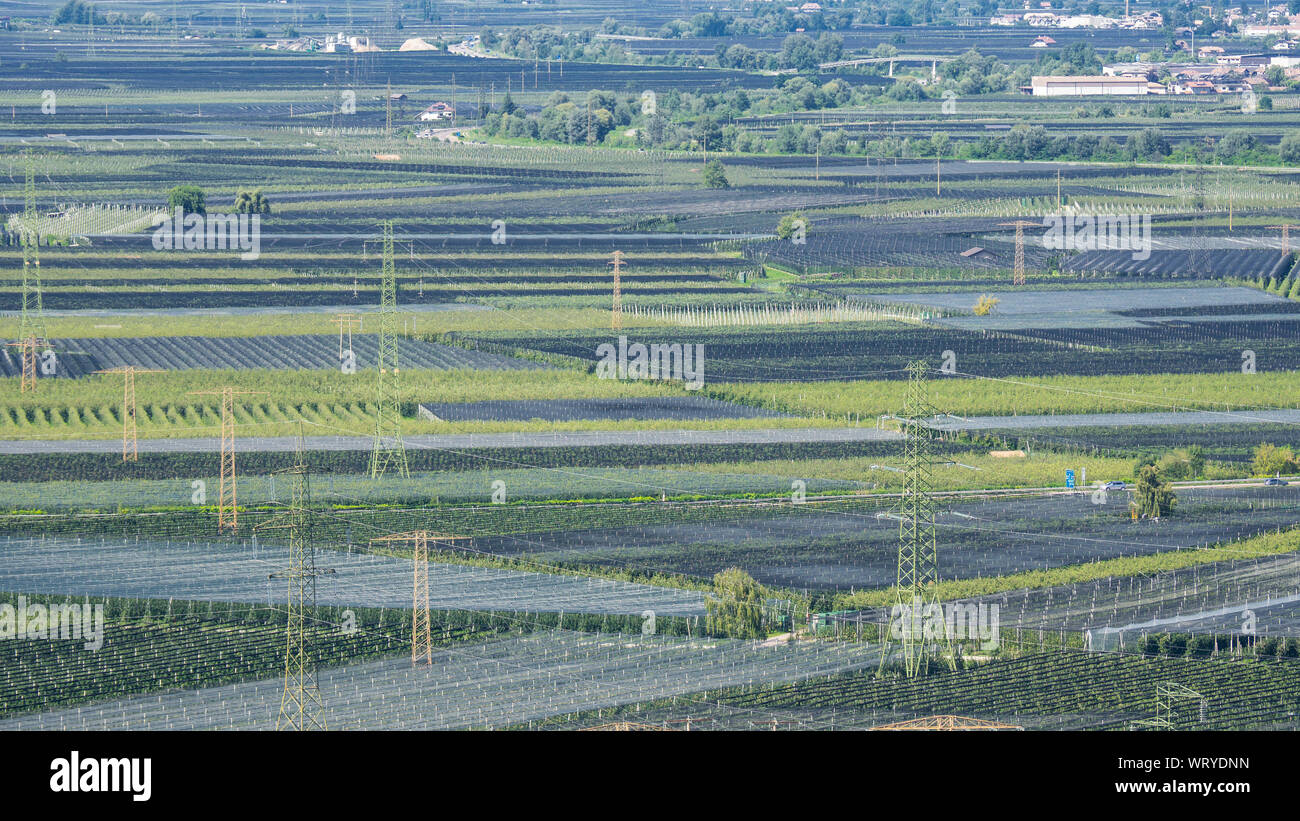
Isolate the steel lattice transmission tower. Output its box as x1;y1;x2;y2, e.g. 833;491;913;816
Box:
998;220;1037;287
9;154;49;394
370;221;409;479
19;155;44;337
385;79;393;137
870;715;1023;731
879;361;956;678
609;250;625;330
370;530;470;664
17;152;47;343
5;338;38;393
94;367;162;461
1269;224;1296;256
189;386;266;533
258;437;330;731
1130;682;1206;730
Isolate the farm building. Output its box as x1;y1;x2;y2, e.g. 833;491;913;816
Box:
1030;75;1162;96
960;246;998;262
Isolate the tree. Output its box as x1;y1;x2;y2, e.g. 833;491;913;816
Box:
780;33;817;71
705;567;766;638
972;294;999;315
1134;464;1176;518
233;190;270;215
702;158;730;189
1280;133;1300;164
1127;128;1169;161
1155;447;1203;481
53;0;100;24
886;8;913;26
167;184;206;215
692;114;723;151
1252;442;1296;476
776;211;806;240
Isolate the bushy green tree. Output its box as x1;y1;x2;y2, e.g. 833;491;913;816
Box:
232;190;270;215
1135;463;1176;518
776;211;806;240
167;184;206;215
705;567;766;638
702;158;730;189
780;33;817;71
1127;128;1170;161
1280;133;1300;164
1155;447;1203;481
1252;442;1296;476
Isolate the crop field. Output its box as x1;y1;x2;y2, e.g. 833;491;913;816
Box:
0;466;862;509
855;285;1286;316
0;334;545;377
1063;249;1296;280
3;0;1299;749
454;486;1300;591
469;317;1300;383
956;549;1300;640
541;650;1300;731
417;396;790;422
0;630;881;731
0;536;708;616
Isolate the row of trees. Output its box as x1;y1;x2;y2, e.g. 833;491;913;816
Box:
165;185;270;215
485;100;1300;166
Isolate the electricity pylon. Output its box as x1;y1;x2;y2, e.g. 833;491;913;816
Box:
188;386;266;533
257;435;330;731
369;530;470;664
9;153;51;394
870;715;1023;731
1130;682;1206;730
385;78;393;137
609;250;625;330
18;153;47;344
94;367;162;461
7;336;65;393
370;221;409;479
1268;224;1296;256
6;337;39;393
998;220;1038;287
331;312;362;357
879;361;956;678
